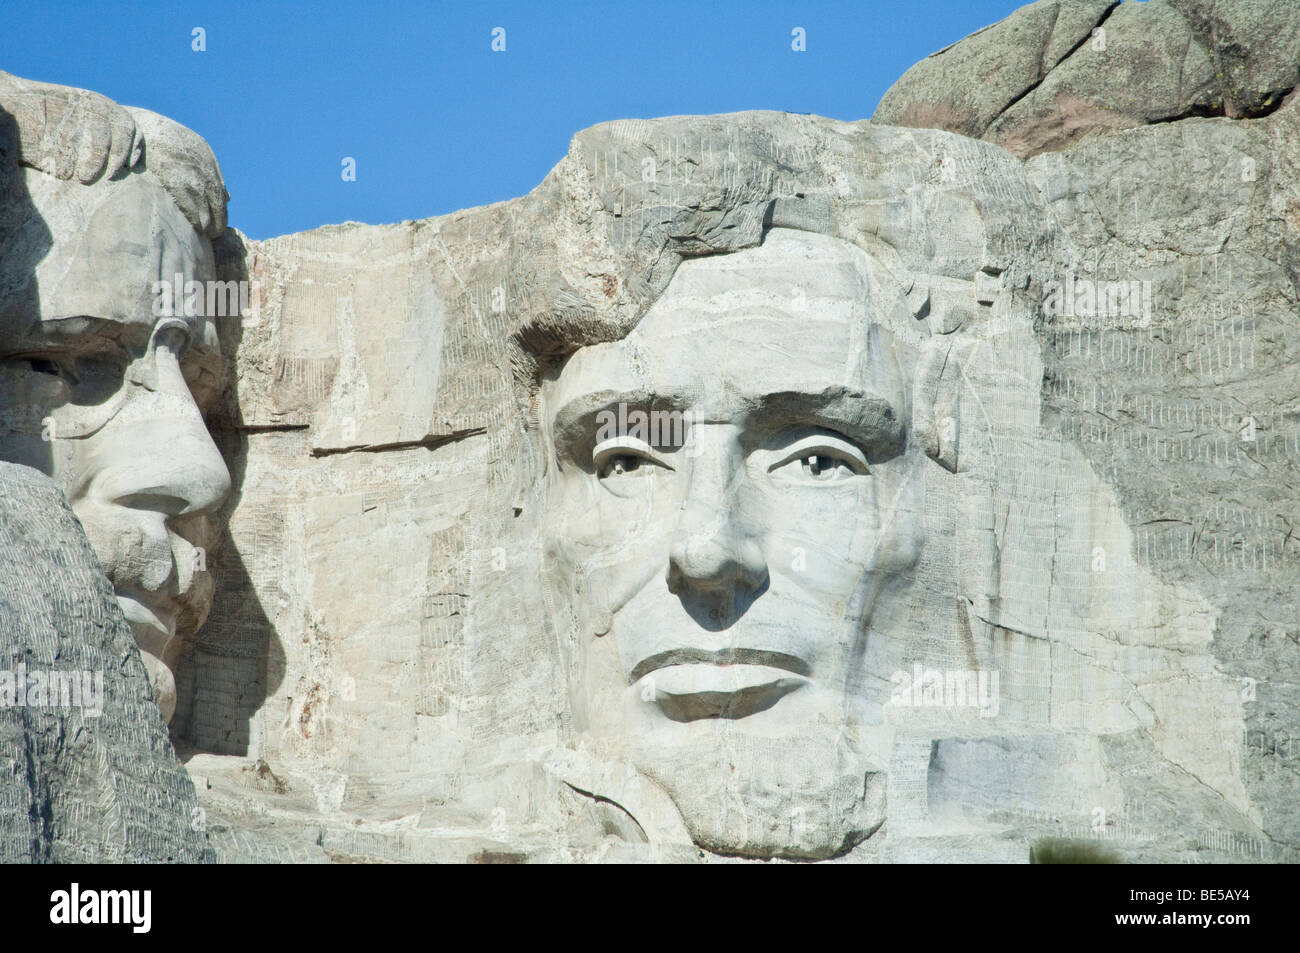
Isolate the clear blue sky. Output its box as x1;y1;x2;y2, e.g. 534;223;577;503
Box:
2;1;1024;240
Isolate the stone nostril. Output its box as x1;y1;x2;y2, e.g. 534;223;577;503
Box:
667;530;766;596
114;491;191;517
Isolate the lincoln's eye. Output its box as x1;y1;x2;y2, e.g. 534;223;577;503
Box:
600;454;643;478
28;358;61;377
795;453;858;482
591;434;672;486
768;434;870;484
800;454;851;480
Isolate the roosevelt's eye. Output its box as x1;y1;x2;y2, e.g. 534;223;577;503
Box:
768;433;869;484
593;435;673;481
28;357;71;380
8;354;79;385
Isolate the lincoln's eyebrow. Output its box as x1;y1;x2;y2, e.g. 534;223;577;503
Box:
750;388;905;459
551;388;693;442
550;386;905;457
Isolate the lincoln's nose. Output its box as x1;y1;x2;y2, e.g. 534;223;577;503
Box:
666;425;767;599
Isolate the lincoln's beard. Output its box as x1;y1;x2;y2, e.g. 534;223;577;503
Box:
550;573;903;861
625;714;888;859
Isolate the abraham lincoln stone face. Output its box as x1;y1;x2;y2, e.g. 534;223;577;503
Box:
540;228;928;858
0;169;230;724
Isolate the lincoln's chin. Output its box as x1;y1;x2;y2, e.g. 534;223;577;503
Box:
624;712;889;858
624;688;889;859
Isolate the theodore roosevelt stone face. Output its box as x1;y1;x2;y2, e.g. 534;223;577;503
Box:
0;170;230;724
540;228;928;858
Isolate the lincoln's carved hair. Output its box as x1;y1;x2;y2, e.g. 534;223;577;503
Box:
507;186;959;476
510;195;849;404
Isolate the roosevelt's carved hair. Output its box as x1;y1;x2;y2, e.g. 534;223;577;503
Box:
0;70;228;239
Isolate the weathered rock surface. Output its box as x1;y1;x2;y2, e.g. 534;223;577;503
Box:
0;463;212;862
874;0;1300;158
190;95;1296;861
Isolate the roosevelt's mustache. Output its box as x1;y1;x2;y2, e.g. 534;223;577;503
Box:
93;520;217;626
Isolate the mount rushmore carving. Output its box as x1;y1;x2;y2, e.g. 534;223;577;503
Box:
2;0;1297;862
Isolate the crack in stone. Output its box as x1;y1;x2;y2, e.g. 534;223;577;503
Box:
992;1;1123;131
310;427;486;457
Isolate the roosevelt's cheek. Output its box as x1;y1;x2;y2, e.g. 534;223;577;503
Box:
70;499;125;576
71;499;174;591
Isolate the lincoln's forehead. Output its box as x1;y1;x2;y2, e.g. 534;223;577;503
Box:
547;229;909;417
650;228;873;305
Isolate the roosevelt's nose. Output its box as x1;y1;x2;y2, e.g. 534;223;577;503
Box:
104;343;231;518
666;426;767;597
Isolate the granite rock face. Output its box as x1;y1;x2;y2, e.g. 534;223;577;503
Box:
874;0;1300;158
0;463;212;863
192;105;1296;862
3;0;1299;864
